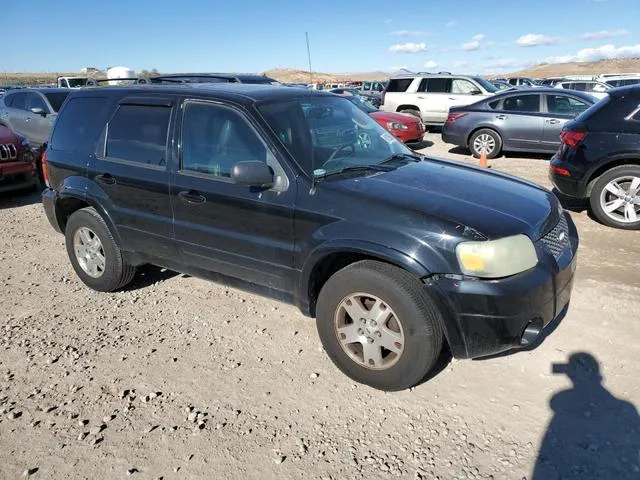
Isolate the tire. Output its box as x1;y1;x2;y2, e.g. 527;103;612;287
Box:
469;128;502;159
316;260;443;391
399;108;421;119
589;165;640;230
65;207;136;291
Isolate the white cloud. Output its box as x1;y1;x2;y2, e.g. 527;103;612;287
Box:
544;43;640;63
389;42;427;53
580;29;629;40
453;60;469;68
462;34;488;51
446;19;458;27
423;60;439;69
516;33;562;47
390;30;427;36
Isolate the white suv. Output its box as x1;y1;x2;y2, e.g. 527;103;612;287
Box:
381;74;497;126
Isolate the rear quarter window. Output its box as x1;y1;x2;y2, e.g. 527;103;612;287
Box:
578;94;640;131
386;78;414;92
50;96;111;151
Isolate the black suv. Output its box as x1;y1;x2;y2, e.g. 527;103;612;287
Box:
550;85;640;229
42;84;578;391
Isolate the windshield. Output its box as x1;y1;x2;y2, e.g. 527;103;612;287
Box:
44;92;70;112
344;95;378;114
473;77;498;93
67;78;88;88
258;96;412;178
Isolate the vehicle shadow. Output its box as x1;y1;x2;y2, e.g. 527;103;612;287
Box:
408;139;434;150
447;146;469;156
124;265;181;290
503;151;552;161
532;352;640;480
415;343;453;387
0;189;42;209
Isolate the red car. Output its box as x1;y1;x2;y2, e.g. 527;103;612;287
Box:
341;94;425;143
0;124;39;194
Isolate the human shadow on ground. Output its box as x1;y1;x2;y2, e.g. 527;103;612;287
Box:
532;352;640;480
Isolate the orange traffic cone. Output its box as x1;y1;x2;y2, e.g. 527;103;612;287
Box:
479;147;489;168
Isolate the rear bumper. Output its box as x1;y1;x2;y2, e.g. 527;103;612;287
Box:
42;188;63;233
441;126;465;147
428;215;579;359
549;149;588;198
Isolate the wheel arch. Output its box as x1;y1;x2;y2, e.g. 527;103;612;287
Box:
299;240;432;318
584;156;640;197
396;104;421;114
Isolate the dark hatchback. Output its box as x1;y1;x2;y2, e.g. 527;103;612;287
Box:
41;84;578;391
551;85;640;229
442;88;596;158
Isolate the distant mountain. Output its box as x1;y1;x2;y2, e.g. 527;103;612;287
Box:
264;68;389;83
508;57;640;78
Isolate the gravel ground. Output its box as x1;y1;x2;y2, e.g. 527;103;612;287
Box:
1;132;638;480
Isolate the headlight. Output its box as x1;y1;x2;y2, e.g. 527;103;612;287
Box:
388;122;408;131
456;234;538;278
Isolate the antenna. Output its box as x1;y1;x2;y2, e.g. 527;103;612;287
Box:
306;32;313;84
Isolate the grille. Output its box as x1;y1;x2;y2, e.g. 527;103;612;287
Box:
540;214;570;260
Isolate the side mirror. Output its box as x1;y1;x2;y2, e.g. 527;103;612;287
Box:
232;161;274;187
30;108;46;117
470;89;482;95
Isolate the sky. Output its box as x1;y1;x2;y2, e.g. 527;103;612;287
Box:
3;0;640;75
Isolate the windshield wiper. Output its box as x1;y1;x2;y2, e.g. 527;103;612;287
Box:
315;164;395;181
378;153;423;165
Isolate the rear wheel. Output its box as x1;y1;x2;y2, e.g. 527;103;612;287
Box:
316;260;443;391
469;129;502;159
590;166;640;230
65;207;136;291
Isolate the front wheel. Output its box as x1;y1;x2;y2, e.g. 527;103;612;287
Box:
316;260;443;391
65;207;136;291
589;166;640;230
469;129;502;159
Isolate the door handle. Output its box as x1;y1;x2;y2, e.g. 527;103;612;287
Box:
448;97;457;100
546;119;561;124
96;173;116;185
25;118;31;123
496;114;507;120
417;96;425;99
178;190;206;205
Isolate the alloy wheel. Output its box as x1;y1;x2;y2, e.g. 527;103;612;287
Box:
599;176;640;223
333;293;404;370
73;227;106;278
473;133;495;155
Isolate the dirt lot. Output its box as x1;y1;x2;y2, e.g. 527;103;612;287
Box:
1;133;638;480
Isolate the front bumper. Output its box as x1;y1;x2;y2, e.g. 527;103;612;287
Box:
394;122;426;143
428;213;579;359
0;161;37;193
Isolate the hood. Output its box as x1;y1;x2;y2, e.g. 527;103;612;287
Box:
332;158;559;241
370;111;420;124
0;125;19;145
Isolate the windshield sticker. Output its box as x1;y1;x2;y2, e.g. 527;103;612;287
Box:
381;133;397;144
313;168;327;176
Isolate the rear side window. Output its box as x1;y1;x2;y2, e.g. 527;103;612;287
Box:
9;92;27;110
3;94;15;107
50;96;110;151
426;78;452;93
577;94;640;131
106;105;171;167
503;94;540;113
45;92;70;112
386;78;413;92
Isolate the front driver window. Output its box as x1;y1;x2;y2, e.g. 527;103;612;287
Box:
181;102;267;178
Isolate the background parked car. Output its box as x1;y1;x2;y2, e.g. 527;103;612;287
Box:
598;75;640;88
554;80;610;99
501;77;541;88
442;88;596;158
381;73;497;126
0;88;70;147
341;94;425;145
0;124;39;193
550;85;640;229
490;80;516;91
